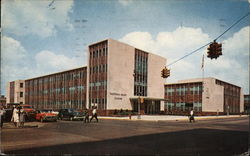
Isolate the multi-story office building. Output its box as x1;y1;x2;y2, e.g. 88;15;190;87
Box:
244;94;250;113
6;39;166;115
87;39;166;115
6;39;245;115
165;77;244;115
6;80;25;104
24;67;87;109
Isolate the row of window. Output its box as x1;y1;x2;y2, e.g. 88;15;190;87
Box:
165;86;202;93
31;100;86;109
89;98;107;110
134;50;148;96
165;102;202;112
89;64;108;74
165;86;202;96
26;71;86;86
90;47;108;58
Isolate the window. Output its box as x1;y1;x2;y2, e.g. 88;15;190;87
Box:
20;92;23;97
20;83;23;88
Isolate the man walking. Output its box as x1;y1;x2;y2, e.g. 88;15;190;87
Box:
84;109;89;123
90;107;98;123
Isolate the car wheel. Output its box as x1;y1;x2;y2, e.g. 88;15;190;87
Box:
40;118;43;122
70;117;73;121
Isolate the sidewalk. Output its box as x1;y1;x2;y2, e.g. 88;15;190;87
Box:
1;122;42;129
99;115;248;121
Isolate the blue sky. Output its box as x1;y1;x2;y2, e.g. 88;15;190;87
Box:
1;0;249;95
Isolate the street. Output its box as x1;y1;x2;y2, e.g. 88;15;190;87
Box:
1;116;249;155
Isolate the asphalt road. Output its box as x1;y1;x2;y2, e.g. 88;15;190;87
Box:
1;116;249;155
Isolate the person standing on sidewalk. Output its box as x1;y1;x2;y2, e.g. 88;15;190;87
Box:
0;106;6;128
90;107;98;123
189;108;195;123
11;106;20;127
19;108;26;128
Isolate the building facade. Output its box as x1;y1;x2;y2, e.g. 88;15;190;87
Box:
6;39;166;114
0;95;6;107
87;39;166;115
24;67;87;110
244;94;250;113
6;80;25;104
165;78;244;115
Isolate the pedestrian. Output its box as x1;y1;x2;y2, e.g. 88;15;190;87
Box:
84;109;89;123
11;106;20;127
90;107;98;122
0;106;6;128
189;108;195;123
19;108;26;128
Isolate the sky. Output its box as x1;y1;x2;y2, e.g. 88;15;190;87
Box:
1;0;249;95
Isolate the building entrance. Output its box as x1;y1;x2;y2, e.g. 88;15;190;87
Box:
131;98;161;114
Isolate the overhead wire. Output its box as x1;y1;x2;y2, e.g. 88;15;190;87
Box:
166;11;250;67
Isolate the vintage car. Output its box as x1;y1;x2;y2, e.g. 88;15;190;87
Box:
58;108;85;121
35;109;58;122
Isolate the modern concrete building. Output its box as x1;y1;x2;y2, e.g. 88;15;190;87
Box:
6;39;245;115
87;39;166;115
6;80;25;105
24;67;87;110
165;77;244;115
6;39;166;115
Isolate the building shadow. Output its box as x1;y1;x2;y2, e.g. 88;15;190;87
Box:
4;128;248;155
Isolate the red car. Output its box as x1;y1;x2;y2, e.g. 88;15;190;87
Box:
35;110;58;122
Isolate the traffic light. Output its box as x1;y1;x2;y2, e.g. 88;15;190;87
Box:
207;41;222;59
161;67;170;78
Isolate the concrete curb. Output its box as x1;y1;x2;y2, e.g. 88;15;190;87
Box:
98;115;248;121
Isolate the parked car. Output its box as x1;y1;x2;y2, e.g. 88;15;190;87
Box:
35;109;58;122
58;109;85;121
2;109;13;122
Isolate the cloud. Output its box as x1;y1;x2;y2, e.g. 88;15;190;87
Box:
120;27;211;59
120;26;249;93
1;36;27;64
1;36;85;95
222;26;249;57
1;36;30;94
35;50;83;75
2;0;74;38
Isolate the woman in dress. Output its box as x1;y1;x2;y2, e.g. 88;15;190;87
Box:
11;106;20;127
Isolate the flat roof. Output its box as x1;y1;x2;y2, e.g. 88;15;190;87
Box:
89;38;166;60
25;66;87;81
165;77;241;88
